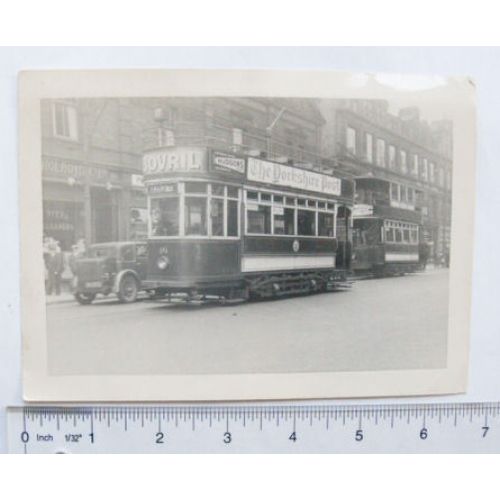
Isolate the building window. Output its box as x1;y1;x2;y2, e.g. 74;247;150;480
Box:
346;126;357;155
376;138;386;167
412;154;419;177
390;183;400;202
52;102;78;140
400;150;408;174
388;145;396;169
422;158;429;181
429;162;435;183
365;132;373;163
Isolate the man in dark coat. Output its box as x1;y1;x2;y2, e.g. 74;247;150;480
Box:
46;243;65;295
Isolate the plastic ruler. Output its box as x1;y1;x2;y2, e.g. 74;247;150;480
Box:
7;403;500;453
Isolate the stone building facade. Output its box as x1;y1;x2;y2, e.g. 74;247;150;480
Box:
41;97;326;251
320;99;453;259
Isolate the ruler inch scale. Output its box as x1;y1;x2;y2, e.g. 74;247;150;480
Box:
7;403;500;453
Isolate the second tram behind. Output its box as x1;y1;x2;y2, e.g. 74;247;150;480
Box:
351;177;424;277
141;147;354;301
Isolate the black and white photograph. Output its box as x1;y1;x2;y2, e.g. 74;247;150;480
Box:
18;69;475;401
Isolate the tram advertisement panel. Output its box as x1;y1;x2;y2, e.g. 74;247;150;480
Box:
247;157;342;196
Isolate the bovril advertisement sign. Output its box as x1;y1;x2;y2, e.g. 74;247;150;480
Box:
143;147;207;175
247;158;341;196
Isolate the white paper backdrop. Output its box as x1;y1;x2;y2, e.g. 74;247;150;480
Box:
1;46;498;452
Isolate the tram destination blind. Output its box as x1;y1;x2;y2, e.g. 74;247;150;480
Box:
7;403;500;453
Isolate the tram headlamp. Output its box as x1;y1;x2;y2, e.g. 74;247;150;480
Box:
157;256;169;270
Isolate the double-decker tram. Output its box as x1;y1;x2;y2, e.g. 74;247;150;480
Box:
141;146;355;302
351;177;423;277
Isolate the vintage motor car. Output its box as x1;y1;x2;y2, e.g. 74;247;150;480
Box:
72;241;148;304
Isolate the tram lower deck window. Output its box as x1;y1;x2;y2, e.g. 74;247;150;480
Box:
273;207;295;235
210;198;224;236
298;209;315;236
185;197;207;236
247;205;271;234
151;197;179;236
318;212;334;237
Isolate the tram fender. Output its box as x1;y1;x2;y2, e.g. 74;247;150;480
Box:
113;269;140;293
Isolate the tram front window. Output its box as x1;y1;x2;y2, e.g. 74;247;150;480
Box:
353;218;380;246
151;197;179;236
185;197;207;236
318;212;334;237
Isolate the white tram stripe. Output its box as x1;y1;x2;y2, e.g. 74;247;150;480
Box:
385;253;419;262
242;255;335;272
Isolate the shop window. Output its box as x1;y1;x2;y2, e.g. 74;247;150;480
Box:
261;193;272;202
53;102;78;140
210;198;224;236
247;191;258;201
185;197;207;236
318;212;334;237
247;205;271;234
151;197;179;236
227;200;239;237
298;210;316;236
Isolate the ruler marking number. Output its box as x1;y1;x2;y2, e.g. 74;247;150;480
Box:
355;429;363;442
482;426;489;438
420;428;428;440
289;431;297;442
223;432;232;444
155;432;165;444
20;431;29;444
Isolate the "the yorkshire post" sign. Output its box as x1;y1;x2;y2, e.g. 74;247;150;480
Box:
247;158;341;196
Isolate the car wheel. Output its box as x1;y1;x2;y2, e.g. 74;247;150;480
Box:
74;292;96;305
117;275;139;303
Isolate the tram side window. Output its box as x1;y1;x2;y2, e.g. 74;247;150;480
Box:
273;207;295;235
298;209;316;236
318;212;334;237
385;226;395;243
395;228;403;243
410;229;418;244
210;198;224;236
247;205;271;234
227;200;238;237
403;228;410;242
151;197;179;236
185;197;207;236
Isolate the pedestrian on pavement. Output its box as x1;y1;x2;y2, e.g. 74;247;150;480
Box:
46;242;65;295
418;241;429;271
